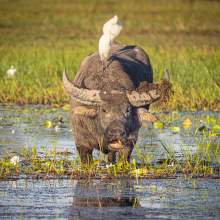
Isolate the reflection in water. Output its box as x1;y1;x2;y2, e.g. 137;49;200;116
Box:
67;180;148;219
72;180;137;208
0;179;219;219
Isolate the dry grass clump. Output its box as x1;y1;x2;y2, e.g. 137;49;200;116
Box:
136;78;174;108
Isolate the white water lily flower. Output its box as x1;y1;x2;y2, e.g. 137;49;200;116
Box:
106;162;115;168
167;162;174;169
10;156;21;165
12;130;15;134
55;125;60;131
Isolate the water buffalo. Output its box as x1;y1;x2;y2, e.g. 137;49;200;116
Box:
63;42;167;165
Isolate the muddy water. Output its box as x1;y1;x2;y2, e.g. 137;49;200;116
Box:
0;179;220;219
0;104;220;219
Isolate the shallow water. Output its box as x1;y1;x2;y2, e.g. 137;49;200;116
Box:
0;104;220;219
0;178;220;219
0;104;76;160
0;104;219;162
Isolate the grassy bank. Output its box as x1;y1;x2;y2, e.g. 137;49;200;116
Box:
0;0;220;109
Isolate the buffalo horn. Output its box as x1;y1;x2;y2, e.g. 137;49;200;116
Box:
62;69;103;106
127;69;170;106
126;90;160;106
62;69;169;107
165;69;170;81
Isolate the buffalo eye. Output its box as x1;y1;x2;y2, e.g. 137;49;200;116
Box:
126;107;130;113
102;109;108;113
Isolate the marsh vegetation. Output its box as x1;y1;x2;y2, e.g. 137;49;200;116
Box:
0;0;219;109
0;104;219;180
0;1;220;218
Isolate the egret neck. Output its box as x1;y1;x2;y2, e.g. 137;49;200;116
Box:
108;31;116;36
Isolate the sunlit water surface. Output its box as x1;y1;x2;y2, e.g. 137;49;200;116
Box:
0;104;219;161
0;104;220;219
0;179;220;219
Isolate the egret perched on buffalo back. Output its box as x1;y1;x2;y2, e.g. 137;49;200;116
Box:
7;66;17;76
99;34;111;72
103;15;122;42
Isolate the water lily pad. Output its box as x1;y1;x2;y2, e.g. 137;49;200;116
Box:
153;121;164;129
63;104;69;110
172;127;180;133
183;119;192;128
53;104;61;108
171;111;178;114
44;120;53;128
212;125;220;131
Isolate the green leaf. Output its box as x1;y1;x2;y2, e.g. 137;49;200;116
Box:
206;117;216;123
212;125;220;131
63;104;69;110
171;111;178;114
153;121;164;129
44;120;53;128
183;119;192;127
172;126;180;133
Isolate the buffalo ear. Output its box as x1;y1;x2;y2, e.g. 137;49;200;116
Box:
138;108;158;123
72;106;97;118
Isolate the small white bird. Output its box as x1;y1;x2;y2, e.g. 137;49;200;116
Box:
103;15;122;42
7;65;17;76
99;34;111;72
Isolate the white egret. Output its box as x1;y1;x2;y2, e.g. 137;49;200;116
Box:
7;66;17;76
103;15;122;42
99;34;111;72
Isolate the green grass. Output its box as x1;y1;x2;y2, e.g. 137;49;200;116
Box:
1;138;219;180
0;0;220;109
